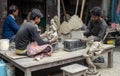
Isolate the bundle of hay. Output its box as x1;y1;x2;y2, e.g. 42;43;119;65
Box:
68;15;83;30
60;21;71;34
59;15;84;40
60;15;83;35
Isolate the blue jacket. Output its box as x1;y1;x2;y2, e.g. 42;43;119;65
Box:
2;15;20;39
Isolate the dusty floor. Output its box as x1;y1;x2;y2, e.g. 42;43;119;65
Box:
98;46;120;76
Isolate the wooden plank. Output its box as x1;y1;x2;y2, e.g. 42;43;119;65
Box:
14;49;85;68
14;44;114;68
108;50;113;68
5;51;27;59
0;44;115;72
25;69;31;76
26;56;84;72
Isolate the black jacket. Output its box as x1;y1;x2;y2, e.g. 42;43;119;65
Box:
84;18;108;41
15;22;49;50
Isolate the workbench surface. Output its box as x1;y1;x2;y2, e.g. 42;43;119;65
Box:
0;44;115;76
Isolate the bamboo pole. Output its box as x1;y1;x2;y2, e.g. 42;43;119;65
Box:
61;0;68;21
80;0;86;19
57;0;60;20
75;0;80;15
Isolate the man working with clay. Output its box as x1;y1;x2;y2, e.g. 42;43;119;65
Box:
15;8;57;60
84;7;108;63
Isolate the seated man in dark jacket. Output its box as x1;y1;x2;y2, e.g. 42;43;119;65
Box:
84;7;107;41
15;8;56;60
84;7;108;63
2;5;20;39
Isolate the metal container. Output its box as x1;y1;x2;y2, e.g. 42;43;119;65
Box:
63;39;86;52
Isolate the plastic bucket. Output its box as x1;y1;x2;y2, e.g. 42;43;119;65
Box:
0;59;7;76
0;39;9;51
107;39;115;44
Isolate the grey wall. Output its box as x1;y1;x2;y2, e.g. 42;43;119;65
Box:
0;0;7;38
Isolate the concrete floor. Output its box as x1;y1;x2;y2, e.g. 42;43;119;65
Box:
98;47;120;76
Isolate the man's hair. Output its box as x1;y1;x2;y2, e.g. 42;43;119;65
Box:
90;7;102;16
30;8;43;20
8;5;18;14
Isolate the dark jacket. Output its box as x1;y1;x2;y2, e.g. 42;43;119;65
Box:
2;15;20;39
84;18;108;41
15;22;49;50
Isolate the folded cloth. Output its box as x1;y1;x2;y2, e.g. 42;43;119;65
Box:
26;42;53;60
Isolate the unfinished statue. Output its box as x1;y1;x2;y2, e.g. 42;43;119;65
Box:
82;40;104;75
46;19;58;43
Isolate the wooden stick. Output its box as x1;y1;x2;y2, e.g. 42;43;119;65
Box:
80;0;86;19
57;0;60;20
61;0;68;21
75;0;80;15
